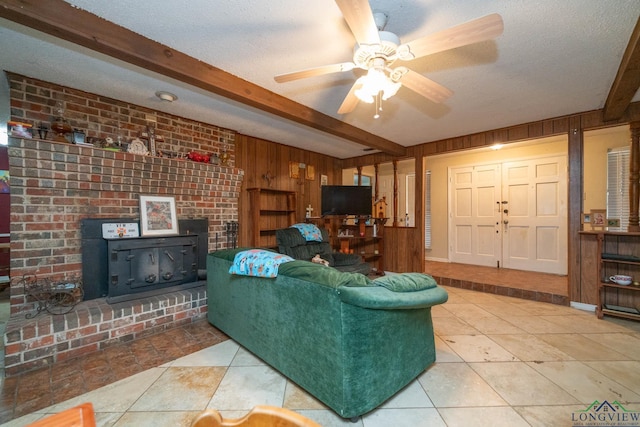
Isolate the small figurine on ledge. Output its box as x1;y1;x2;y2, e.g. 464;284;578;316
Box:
50;101;72;142
186;151;211;163
337;229;353;238
127;137;149;156
373;197;387;218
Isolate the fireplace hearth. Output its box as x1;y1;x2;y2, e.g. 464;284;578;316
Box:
81;218;209;303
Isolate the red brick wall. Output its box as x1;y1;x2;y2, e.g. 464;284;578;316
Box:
3;73;244;374
0;147;9;277
7;73;243;314
7;72;235;159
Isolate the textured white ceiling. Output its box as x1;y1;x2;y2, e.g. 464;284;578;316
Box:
1;0;639;158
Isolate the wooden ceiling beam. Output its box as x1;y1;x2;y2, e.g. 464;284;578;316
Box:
604;16;640;122
0;0;406;157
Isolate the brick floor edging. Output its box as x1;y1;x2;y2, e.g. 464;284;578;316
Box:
3;286;207;376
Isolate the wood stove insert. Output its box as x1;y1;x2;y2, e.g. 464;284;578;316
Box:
107;235;198;303
81;218;208;303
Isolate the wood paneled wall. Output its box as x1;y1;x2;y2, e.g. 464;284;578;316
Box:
237;103;640;299
235;134;342;247
383;226;423;273
345;103;640;301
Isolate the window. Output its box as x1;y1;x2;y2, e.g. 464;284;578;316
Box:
424;170;432;249
354;173;372;186
606;147;630;232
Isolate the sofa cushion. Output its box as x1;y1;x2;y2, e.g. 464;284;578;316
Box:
228;249;294;278
372;272;438;292
278;260;372;288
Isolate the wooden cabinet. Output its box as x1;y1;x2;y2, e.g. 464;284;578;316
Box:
592;231;640;321
248;188;297;249
308;216;386;273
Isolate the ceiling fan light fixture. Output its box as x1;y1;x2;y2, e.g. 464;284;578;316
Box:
354;66;401;104
354;77;374;104
381;79;401;100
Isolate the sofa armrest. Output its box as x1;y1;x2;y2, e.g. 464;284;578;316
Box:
337;285;448;310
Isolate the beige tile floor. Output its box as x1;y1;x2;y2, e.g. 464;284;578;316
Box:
3;285;640;427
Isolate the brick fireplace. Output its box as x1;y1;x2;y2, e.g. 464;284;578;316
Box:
3;73;244;375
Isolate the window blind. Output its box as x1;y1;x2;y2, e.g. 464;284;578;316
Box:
606;147;630;232
425;170;432;249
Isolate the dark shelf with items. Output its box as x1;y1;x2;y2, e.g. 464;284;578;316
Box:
592;232;640;321
307;215;386;273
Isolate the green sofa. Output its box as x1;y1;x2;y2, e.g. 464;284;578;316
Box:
207;248;448;419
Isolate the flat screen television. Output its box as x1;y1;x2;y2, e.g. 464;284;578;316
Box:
321;185;372;216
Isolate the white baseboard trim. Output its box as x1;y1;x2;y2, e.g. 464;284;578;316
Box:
570;301;596;312
425;257;450;263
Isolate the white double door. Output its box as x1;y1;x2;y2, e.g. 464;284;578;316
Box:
449;155;567;275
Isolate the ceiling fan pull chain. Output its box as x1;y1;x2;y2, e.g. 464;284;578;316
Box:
374;92;381;119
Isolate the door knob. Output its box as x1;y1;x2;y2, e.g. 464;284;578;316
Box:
503;209;508;214
503;219;509;225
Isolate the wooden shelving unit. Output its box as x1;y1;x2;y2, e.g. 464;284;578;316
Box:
248;188;297;249
593;231;640;321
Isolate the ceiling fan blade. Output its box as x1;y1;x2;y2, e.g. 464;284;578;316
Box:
337;82;362;114
398;13;504;60
335;0;380;46
274;62;355;83
399;69;453;103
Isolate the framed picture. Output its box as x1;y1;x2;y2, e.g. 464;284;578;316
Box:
0;170;9;194
607;218;621;227
289;161;300;179
305;164;315;180
320;174;328;186
590;209;606;228
139;195;179;236
581;213;591;224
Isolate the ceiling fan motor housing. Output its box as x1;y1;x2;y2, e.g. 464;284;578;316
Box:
353;30;401;69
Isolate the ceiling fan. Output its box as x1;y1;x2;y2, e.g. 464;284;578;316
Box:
274;0;504;117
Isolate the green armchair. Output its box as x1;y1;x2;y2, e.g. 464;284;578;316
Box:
276;227;371;275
